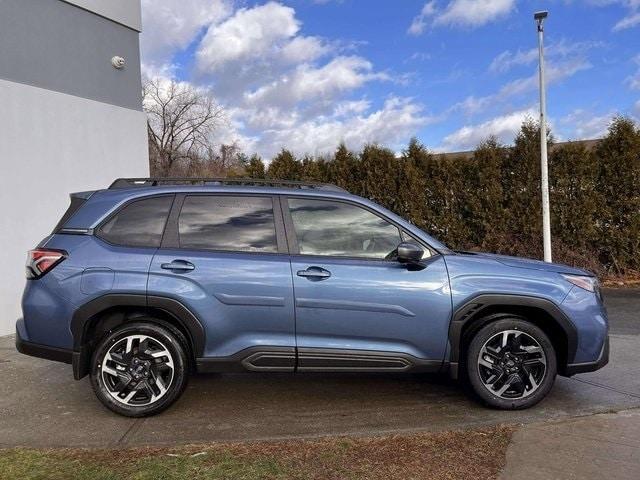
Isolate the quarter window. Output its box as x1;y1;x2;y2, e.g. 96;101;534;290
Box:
98;196;173;247
288;198;401;259
178;196;278;253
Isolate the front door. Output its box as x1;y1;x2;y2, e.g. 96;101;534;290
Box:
148;194;296;370
284;196;451;372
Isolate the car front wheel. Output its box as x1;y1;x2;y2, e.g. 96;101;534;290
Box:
466;317;557;409
90;321;189;417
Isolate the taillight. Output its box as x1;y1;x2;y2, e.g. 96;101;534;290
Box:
25;249;67;279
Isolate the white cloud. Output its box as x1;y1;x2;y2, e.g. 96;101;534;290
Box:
435;0;516;27
252;97;431;158
408;1;437;35
189;2;408;154
505;58;591;95
489;40;602;74
454;58;592;115
489;49;539;74
440;108;537;151
613;11;640;30
585;0;640;31
141;61;178;82
139;73;427;159
625;54;640;90
142;1;423;159
280;36;331;64
244;56;387;108
409;0;515;34
196;2;302;73
559;109;613;139
194;1;363;105
333;99;372;117
407;52;432;62
141;0;232;67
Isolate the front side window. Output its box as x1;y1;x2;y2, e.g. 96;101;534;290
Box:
98;196;173;247
288;198;401;259
178;196;278;253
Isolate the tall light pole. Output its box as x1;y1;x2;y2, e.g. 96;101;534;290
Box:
535;10;552;263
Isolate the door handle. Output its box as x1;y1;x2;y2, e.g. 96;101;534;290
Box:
161;260;195;272
297;267;331;280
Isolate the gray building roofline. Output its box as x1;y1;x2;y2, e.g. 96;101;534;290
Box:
61;0;142;32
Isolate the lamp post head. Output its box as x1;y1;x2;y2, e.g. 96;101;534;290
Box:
534;10;548;30
534;11;548;20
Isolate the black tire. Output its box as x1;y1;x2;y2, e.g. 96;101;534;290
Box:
90;320;189;417
466;317;557;410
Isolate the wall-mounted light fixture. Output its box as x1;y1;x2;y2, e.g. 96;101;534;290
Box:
111;56;126;69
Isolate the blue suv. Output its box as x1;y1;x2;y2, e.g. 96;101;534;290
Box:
16;178;609;416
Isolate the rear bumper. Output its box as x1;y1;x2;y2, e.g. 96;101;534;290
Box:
563;335;609;376
15;318;73;364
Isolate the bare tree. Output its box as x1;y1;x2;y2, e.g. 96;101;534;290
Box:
209;143;246;173
185;142;247;177
143;78;226;176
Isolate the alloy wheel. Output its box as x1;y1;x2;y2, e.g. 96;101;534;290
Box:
99;334;175;406
477;329;547;399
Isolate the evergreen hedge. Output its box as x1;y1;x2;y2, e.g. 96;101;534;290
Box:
243;117;640;277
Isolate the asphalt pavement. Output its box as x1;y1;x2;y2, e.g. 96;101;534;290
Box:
0;288;638;448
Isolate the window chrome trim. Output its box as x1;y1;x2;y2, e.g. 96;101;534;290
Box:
59;227;94;235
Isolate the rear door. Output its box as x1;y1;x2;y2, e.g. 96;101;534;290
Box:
148;194;296;370
92;195;175;296
283;196;452;372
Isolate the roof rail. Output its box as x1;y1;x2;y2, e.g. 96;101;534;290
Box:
108;177;347;193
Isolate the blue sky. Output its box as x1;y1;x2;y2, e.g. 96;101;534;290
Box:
140;0;640;157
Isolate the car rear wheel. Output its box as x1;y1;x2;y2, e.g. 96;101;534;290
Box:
466;317;557;409
90;321;188;417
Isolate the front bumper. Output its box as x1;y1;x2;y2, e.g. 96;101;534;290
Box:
563;335;609;376
15;318;73;364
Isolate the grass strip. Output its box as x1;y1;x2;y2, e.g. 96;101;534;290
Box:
0;424;514;480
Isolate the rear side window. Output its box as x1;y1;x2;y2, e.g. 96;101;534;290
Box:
178;196;278;253
98;196;173;247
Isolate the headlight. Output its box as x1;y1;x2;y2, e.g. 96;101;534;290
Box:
562;274;599;294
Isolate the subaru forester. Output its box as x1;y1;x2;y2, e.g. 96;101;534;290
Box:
16;178;609;416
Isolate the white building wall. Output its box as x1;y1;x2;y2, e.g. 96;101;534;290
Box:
0;79;148;335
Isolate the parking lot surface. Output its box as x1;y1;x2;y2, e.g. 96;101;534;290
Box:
1;288;638;448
